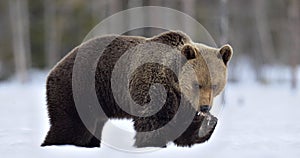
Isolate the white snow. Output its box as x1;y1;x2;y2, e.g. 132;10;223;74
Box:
0;68;300;158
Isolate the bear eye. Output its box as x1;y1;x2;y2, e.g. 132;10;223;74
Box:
193;83;203;89
212;85;217;90
199;85;203;89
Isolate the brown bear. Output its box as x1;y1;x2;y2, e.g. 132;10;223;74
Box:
41;31;233;148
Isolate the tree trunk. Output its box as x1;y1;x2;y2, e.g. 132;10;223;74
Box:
254;0;275;64
44;0;60;68
287;0;299;90
147;0;164;37
219;0;229;105
182;0;196;38
106;0;123;34
9;0;31;83
220;0;228;46
254;0;275;83
91;0;106;23
126;0;144;36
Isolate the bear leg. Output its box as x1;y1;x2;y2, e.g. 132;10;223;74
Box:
133;118;169;148
173;113;217;147
134;131;168;148
85;120;107;147
42;118;104;148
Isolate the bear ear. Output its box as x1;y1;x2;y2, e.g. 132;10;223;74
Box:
181;45;196;60
219;44;233;66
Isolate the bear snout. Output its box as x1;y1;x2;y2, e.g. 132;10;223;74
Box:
199;105;210;113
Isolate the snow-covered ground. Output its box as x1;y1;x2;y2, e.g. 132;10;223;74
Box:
0;69;300;158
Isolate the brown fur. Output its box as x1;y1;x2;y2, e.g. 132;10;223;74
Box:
41;31;232;148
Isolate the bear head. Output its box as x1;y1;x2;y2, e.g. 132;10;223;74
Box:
178;42;233;113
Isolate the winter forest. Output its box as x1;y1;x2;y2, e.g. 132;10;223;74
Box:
0;0;300;158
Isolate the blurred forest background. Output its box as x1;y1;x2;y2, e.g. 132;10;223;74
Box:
0;0;299;89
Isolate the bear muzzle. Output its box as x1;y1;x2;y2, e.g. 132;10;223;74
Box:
199;105;211;113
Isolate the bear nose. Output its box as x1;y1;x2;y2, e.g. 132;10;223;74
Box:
200;105;210;113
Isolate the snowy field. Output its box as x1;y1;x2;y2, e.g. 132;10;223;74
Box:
0;69;300;158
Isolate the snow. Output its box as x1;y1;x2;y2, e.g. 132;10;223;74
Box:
0;69;300;158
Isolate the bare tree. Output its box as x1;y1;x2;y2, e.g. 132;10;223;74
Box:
126;0;144;36
44;0;60;68
163;0;178;30
287;0;299;90
219;0;229;104
91;0;106;23
182;0;196;38
254;0;276;83
146;0;165;37
220;0;229;46
9;0;31;83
